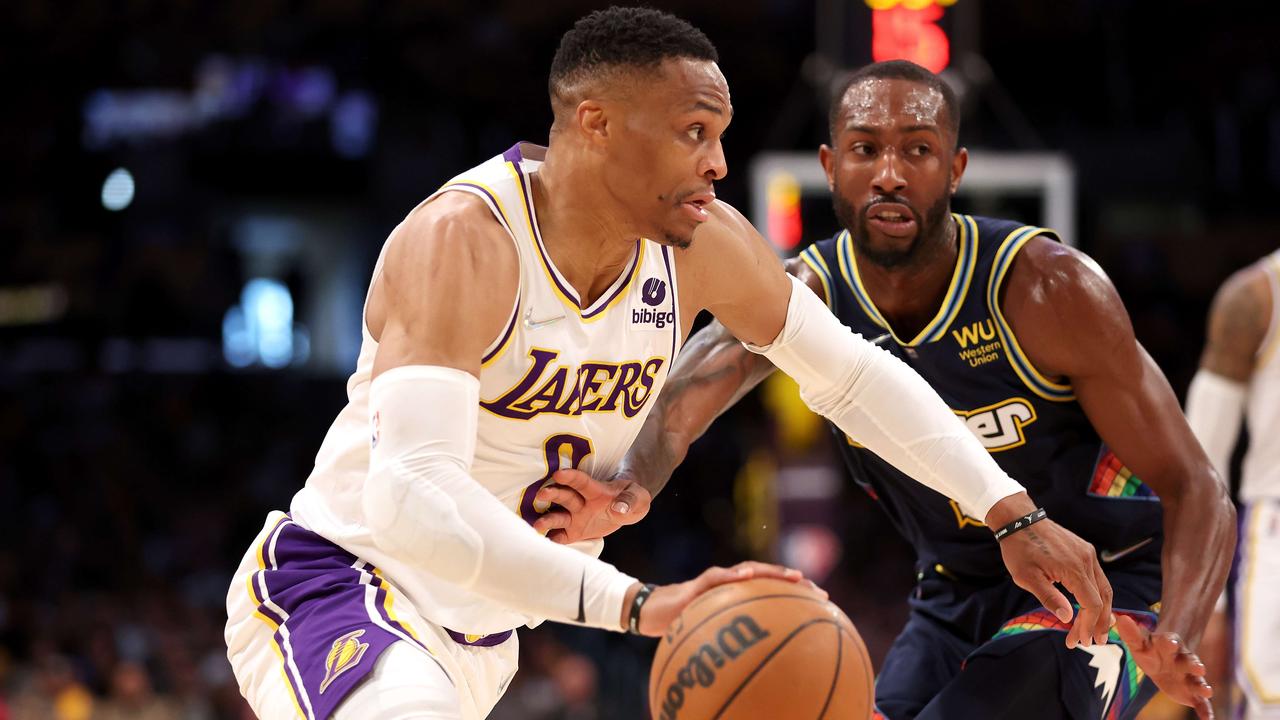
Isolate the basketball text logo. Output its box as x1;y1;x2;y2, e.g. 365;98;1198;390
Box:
482;348;665;420
956;397;1037;452
657;615;771;720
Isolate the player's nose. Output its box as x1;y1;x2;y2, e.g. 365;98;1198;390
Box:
871;150;906;194
700;139;727;181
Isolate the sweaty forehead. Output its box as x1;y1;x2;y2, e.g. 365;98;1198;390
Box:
838;78;946;132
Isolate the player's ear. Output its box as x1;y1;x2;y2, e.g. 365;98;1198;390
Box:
949;146;968;196
576;100;610;146
819;144;836;192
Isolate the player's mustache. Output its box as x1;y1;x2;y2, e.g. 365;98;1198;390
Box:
860;195;918;218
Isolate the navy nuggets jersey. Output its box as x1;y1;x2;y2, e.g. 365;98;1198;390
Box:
799;215;1163;578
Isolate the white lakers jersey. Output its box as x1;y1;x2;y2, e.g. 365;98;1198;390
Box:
1243;250;1280;502
290;142;683;633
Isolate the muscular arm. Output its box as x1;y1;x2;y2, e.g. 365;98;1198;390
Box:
615;256;823;496
1004;238;1237;647
1185;265;1270;474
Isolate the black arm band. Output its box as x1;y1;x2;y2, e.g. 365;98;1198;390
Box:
627;583;657;635
992;508;1048;541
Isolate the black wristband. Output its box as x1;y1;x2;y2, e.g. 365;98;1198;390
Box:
992;508;1048;541
627;583;657;635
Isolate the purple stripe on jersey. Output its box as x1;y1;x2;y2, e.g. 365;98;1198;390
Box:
502;143;524;165
580;241;643;319
249;572;287;627
362;570;437;656
447;182;510;231
660;244;679;358
249;521;430;719
444;628;514;647
273;626;313;718
481;299;519;364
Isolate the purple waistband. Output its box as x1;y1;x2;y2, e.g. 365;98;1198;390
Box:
444;628;513;647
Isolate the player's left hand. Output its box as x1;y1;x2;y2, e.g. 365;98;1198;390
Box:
1115;615;1214;719
531;468;652;544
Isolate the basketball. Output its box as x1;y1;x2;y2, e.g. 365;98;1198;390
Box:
648;578;873;720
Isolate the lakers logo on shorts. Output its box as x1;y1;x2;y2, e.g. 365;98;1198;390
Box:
320;629;370;694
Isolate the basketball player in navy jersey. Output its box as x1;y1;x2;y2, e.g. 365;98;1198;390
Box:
539;61;1233;719
225;13;1118;720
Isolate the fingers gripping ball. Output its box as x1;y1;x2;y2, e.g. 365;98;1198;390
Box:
648;578;873;720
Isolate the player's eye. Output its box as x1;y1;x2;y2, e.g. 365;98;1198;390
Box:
910;144;931;156
851;143;875;156
687;125;704;141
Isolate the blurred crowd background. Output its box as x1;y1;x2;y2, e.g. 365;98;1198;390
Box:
2;1;1277;718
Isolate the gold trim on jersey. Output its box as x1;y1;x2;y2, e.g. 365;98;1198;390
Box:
245;517;310;720
949;500;987;529
480;299;521;370
436;178;520;241
369;567;427;646
987;226;1075;402
433;176;524;369
505;161;645;324
798;245;835;308
835;213;977;346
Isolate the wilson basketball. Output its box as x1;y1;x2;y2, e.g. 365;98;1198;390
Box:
648;578;873;720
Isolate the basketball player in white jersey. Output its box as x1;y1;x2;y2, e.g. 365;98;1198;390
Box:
224;8;1118;719
1187;250;1280;720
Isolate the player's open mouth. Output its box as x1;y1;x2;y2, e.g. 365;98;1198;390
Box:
680;191;715;223
866;203;917;237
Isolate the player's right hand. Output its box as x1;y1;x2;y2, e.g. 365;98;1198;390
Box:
996;518;1114;649
625;562;825;637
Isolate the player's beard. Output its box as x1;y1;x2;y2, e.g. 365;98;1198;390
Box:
833;188;951;270
660;231;693;250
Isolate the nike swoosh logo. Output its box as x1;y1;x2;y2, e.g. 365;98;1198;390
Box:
1099;536;1154;563
573;571;586;623
870;333;892;346
524;308;565;330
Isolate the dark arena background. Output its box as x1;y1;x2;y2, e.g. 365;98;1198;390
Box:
2;1;1277;718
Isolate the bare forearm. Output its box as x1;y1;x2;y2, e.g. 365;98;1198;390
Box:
619;320;776;496
1154;468;1236;648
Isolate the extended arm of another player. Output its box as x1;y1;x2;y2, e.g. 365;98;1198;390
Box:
682;210;1118;648
1005;240;1236;649
697;211;1026;525
613;257;815;498
362;196;637;632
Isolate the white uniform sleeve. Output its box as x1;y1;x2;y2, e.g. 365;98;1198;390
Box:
745;275;1025;520
1185;369;1246;478
363;365;637;632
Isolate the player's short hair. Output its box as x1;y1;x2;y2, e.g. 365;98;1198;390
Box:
548;7;718;109
828;60;960;146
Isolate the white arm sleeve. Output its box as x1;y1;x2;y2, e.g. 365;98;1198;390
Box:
363;365;637;632
746;275;1025;520
1185;369;1246;478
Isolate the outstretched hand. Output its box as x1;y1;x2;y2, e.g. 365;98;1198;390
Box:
532;468;652;544
1115;615;1214;719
